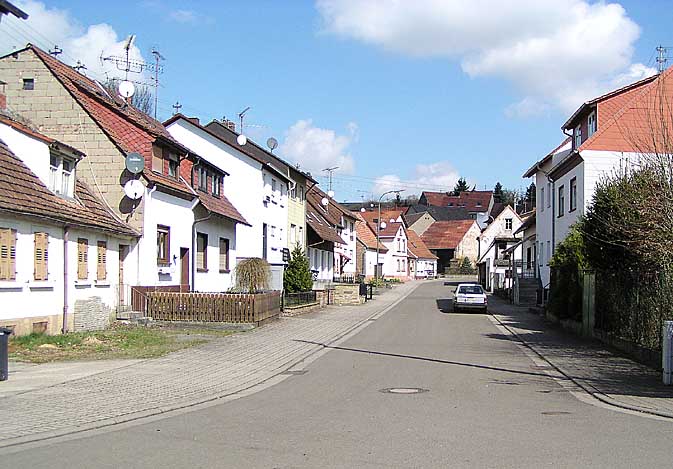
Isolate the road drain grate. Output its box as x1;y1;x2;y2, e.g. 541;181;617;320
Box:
379;388;429;395
281;370;308;375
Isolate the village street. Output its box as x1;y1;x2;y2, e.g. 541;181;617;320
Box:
3;280;673;468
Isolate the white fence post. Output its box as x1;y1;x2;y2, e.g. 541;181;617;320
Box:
663;321;673;385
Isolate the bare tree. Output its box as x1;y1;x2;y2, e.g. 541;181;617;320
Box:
102;79;154;117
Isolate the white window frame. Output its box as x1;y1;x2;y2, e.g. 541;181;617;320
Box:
540;187;545;212
505;218;513;230
49;152;75;197
574;124;582;148
588;111;597;137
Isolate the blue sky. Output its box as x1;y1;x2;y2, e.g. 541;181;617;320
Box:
2;1;673;202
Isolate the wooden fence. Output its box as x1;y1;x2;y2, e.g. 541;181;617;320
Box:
144;291;281;324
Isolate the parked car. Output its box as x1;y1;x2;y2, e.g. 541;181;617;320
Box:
453;283;487;313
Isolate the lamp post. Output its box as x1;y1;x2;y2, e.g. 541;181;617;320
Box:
376;189;404;281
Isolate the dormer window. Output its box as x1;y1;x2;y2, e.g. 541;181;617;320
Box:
198;166;208;191
588;111;597;137
49;153;74;197
574;124;582;148
212;174;221;197
167;153;179;178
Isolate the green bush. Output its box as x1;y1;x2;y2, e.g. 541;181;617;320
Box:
548;225;586;321
284;245;314;293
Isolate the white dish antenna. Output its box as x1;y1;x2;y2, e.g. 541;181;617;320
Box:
266;137;278;152
123;179;144;200
237;134;247;146
380;221;387;229
327;190;335;198
321;197;329;206
390;218;395;223
360;207;366;212
118;80;135;98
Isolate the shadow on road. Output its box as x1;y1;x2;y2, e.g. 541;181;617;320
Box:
435;298;453;313
293;339;564;380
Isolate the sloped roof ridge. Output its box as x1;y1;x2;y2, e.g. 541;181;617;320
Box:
579;66;673;153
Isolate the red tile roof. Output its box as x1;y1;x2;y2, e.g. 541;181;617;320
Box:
420;190;492;212
306;201;345;245
25;45;194;197
198;191;249;226
420;220;476;250
406;229;437;260
354;213;387;252
359;208;404;226
306;185;356;228
0;139;137;236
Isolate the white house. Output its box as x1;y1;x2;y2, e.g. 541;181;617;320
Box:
0;117;138;336
406;229;438;279
305;196;343;287
165;115;290;290
354;214;387;279
476;205;523;292
376;222;410;280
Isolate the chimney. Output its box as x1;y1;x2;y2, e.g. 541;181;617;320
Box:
221;118;236;131
187;117;200;126
0;80;6;110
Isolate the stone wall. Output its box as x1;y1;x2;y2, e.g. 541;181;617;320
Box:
332;284;363;306
74;296;112;331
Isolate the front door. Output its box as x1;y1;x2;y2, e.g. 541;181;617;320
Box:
180;248;189;291
118;244;128;307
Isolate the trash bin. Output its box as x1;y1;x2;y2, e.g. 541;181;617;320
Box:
0;327;11;381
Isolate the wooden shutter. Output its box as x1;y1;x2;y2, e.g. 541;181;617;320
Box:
219;238;229;272
196;233;207;270
97;241;107;280
34;232;48;281
0;228;16;280
77;238;88;280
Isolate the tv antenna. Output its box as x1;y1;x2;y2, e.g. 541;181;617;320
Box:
323;166;339;195
657;45;670;73
73;61;87;74
172;101;182;114
150;48;165;119
238;106;251;134
49;45;62;56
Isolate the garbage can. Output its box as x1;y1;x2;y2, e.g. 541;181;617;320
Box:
0;327;11;381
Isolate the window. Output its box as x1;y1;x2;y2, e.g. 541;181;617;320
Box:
97;241;107;280
397;259;401;271
34;232;48;280
470;213;477;220
272;179;277;193
0;228;16;280
290;224;296;244
212;174;221;197
547;182;551;207
588;111;597;137
546;241;551;265
48;153;74;196
219;238;230;272
540;187;545;212
569;177;577;212
299;185;304;201
152;146;163;172
77;238;88;280
167;153;179;178
22;78;34;90
574;124;582;148
196;232;207;271
290;185;296;198
198;166;208;191
298;226;303;246
505;218;513;230
262;223;268;260
157;225;170;265
558;185;565;217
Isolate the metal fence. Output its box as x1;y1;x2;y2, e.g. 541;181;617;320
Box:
283;291;318;307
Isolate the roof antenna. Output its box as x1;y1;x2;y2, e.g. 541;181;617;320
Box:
73;61;87;74
238;106;251;134
657;45;668;73
49;45;62;56
172;101;182;115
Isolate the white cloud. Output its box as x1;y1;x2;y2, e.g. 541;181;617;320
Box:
169;10;198;24
1;1;147;82
317;0;657;115
280;119;357;175
372;161;460;197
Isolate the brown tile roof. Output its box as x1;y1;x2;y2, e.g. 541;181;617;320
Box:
421;191;492;212
306;185;356;228
198;191;249;226
406;229;437;260
306;200;345;245
420;220;476;250
375;221;403;238
354;213;387;252
359;208;404;227
25;45;194;197
0;139;137;236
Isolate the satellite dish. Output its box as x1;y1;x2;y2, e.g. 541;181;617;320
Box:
327;190;335;198
360;207;366;212
118;80;135;98
321;197;329;206
123;179;144;200
237;134;247;146
380;221;387;229
266;137;278;151
125;152;144;174
390;218;395;223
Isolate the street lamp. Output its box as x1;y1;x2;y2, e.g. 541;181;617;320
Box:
376;189;404;281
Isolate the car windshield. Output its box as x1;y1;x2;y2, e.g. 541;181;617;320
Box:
458;285;483;295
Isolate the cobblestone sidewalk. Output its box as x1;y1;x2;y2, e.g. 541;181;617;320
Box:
0;281;419;447
488;297;673;419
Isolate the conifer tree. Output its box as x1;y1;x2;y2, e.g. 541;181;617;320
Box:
283;244;314;293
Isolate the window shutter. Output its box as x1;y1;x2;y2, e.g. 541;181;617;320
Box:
77;238;88;280
34;232;48;281
219;238;229;272
0;228;15;281
97;241;107;280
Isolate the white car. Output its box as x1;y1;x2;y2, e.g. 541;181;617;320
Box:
453;283;487;313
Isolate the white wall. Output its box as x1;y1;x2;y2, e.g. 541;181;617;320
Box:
0;215;127;328
535;165;553;288
379;226;408;278
0;122;52;187
262;170;289;266
478;206;522;258
308;247;333;283
334;215;357;274
193;217;236;292
140;188;195;286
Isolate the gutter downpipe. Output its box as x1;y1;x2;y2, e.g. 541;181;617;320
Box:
62;225;69;333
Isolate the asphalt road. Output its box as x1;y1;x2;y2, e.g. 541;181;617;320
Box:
5;281;673;468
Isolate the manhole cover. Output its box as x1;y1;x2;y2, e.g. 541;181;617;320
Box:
379;387;429;395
